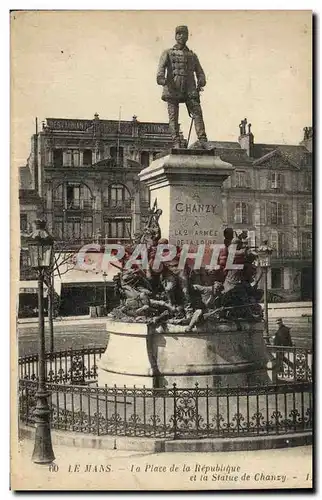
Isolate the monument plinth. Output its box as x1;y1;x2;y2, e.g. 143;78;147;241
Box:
98;319;270;388
138;148;234;247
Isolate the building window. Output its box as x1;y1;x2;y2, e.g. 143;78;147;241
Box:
63;150;73;167
304;172;312;191
270;230;285;256
83;150;92;166
83;217;93;239
104;184;131;208
104;219;131;239
270;202;283;225
247;230;256;249
73;150;80;167
64;183;93;210
270;172;283;189
20;214;28;232
141;186;150;204
235;171;247;188
66;218;81;240
53;149;63;167
54;217;64;239
305;202;312;225
110;146;124;164
67;185;80;209
53;183;64;207
82;185;93;209
234;202;248;224
271;268;283;289
302;233;312;255
20;250;29;267
141;151;150;168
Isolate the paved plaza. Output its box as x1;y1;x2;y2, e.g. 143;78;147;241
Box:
17;314;312;357
12;438;312;490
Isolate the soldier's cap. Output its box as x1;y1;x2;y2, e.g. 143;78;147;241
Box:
276;318;283;323
175;25;189;34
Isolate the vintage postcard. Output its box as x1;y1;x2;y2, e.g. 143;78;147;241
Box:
10;10;313;491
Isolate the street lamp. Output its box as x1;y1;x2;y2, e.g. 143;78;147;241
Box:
258;240;273;344
27;219;55;464
103;271;107;315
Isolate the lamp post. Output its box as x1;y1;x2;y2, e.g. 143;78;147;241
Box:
258;240;273;344
103;271;107;315
28;219;55;464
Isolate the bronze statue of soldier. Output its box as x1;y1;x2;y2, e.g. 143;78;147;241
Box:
157;25;208;148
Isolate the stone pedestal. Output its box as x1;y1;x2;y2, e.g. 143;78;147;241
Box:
138;148;234;246
97;320;271;388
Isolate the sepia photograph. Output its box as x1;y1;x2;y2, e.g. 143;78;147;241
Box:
10;9;313;491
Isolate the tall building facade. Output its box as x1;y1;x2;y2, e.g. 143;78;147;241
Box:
215;121;312;301
27;114;173;245
19;114;173;315
19;115;312;315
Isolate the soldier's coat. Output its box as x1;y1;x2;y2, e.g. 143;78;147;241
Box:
157;44;206;103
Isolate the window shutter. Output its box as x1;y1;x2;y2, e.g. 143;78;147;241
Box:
279;232;286;253
299;203;306;226
282;203;287;225
270;230;278;250
266;201;272;225
286;203;292;225
248;230;256;248
228;203;234;224
248;204;252;225
268;172;272;189
260;201;267;224
246;171;252;188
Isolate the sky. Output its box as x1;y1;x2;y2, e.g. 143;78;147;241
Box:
11;10;312;171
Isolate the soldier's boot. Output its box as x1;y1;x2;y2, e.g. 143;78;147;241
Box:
167;102;181;148
187;98;208;147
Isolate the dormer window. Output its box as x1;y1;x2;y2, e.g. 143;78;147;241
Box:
270;172;283;189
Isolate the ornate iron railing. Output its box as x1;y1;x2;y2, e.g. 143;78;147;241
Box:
18;346;313;439
267;346;312;383
18;347;106;385
19;379;312;439
18;346;312;386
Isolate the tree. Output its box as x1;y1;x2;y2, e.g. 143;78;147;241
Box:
43;244;76;353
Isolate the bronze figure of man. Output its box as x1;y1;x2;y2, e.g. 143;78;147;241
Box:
157;25;208;148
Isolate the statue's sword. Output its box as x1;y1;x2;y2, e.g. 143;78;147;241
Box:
186;86;203;147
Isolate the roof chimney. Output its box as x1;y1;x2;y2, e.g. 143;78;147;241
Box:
238;118;254;157
300;126;313;152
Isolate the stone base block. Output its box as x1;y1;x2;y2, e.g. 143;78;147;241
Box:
97;319;270;388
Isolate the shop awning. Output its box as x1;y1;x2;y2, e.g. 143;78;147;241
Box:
53;252;122;290
19;281;48;295
19;252;123;296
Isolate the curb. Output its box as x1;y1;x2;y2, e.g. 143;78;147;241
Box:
19;425;312;454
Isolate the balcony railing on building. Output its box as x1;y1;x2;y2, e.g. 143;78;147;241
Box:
53;199;95;211
102;200;132;211
53;236;132;250
271;249;312;261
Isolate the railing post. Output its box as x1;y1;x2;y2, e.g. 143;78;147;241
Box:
195;382;199;437
272;358;278;383
172;383;177;439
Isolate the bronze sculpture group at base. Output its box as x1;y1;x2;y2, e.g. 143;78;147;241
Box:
108;205;264;330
